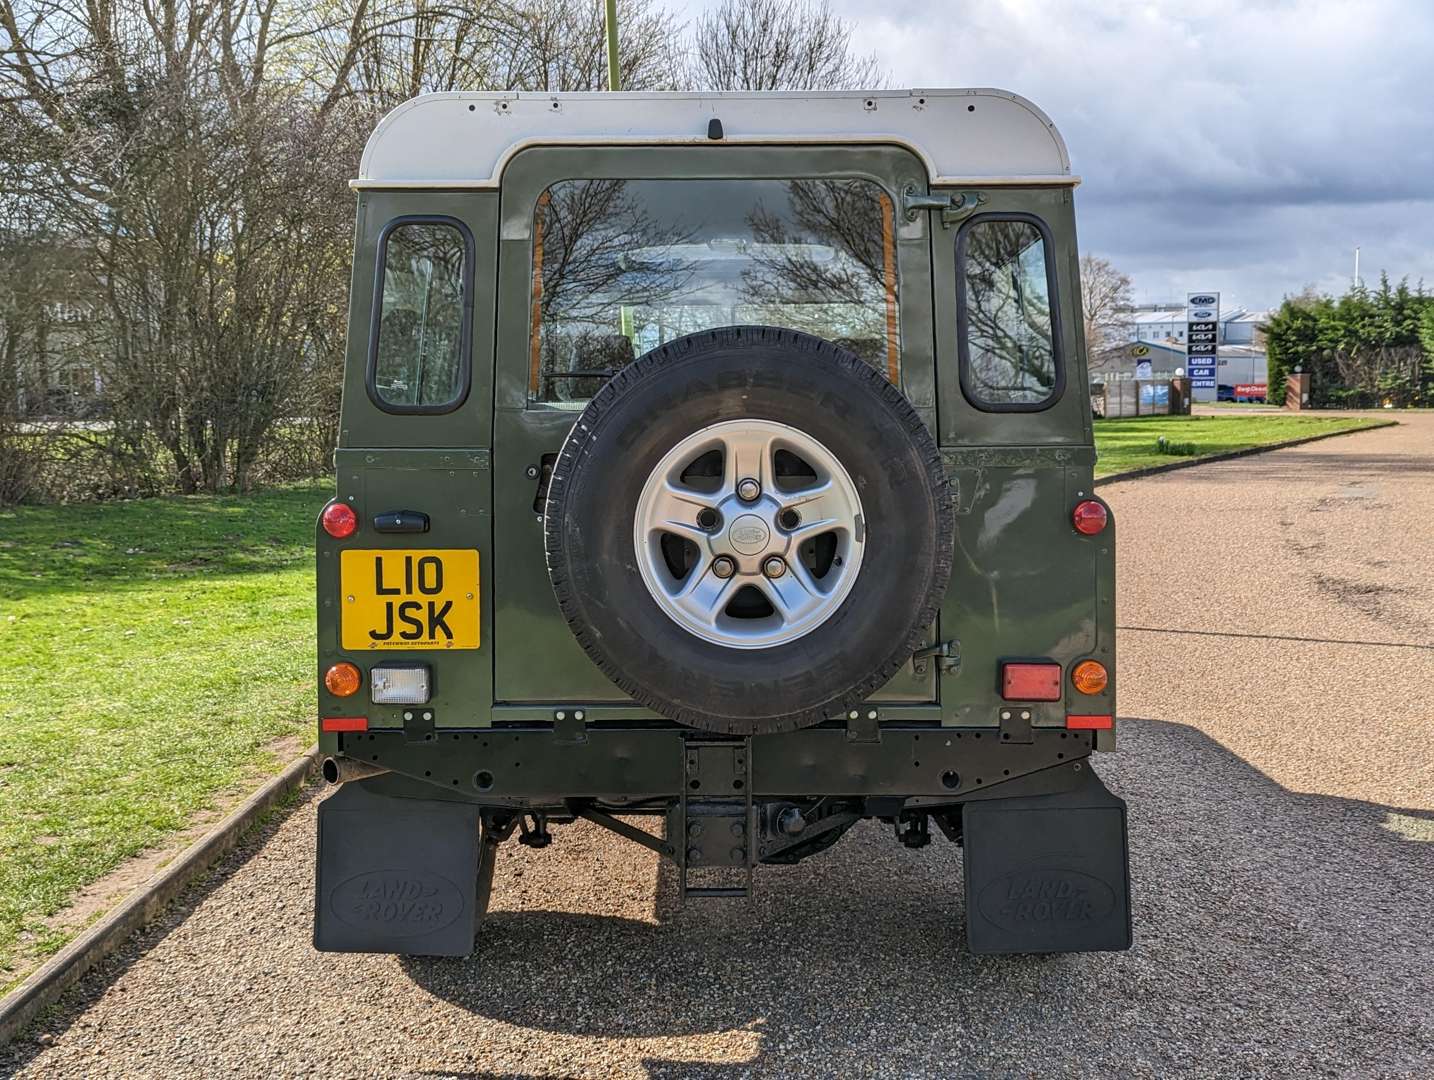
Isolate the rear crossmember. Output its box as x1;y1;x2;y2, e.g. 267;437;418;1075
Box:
330;723;1092;803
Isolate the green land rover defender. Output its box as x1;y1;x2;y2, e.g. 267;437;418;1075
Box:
313;89;1129;957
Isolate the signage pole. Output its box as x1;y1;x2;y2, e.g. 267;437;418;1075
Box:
605;0;621;91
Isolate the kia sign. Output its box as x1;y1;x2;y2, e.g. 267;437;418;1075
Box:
1186;291;1220;390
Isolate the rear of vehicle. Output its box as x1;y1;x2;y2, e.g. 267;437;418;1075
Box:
314;90;1129;959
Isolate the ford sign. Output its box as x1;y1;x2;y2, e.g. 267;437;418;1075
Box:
1190;309;1215;320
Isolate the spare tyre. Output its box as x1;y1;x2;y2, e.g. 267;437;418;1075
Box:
544;326;953;735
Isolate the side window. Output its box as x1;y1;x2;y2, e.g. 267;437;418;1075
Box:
957;215;1062;411
369;218;472;412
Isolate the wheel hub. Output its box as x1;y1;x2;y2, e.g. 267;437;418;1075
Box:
632;419;865;649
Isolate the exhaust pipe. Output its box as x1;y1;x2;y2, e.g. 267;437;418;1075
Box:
322;756;390;785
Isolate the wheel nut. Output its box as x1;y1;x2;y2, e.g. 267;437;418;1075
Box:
737;478;761;502
712;556;736;579
762;556;786;578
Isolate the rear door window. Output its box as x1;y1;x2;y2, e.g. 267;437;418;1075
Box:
957;214;1062;411
370;217;472;412
529;178;899;403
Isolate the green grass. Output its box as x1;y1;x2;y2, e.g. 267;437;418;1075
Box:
0;484;326;989
1092;415;1389;476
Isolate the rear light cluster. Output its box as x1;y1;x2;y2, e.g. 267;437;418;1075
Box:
1071;660;1109;695
323;662;432;702
321;502;357;538
1072;499;1108;535
1000;659;1111;732
1001;662;1062;702
325;662;361;697
370;664;431;705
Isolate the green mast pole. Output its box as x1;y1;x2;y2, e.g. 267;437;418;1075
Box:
604;0;620;91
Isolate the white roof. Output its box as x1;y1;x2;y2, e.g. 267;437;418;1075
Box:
1128;308;1270;325
1129;309;1187;324
354;89;1074;190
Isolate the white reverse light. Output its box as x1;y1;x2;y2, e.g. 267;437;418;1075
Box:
370;664;431;705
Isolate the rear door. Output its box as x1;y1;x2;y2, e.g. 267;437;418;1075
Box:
491;144;938;708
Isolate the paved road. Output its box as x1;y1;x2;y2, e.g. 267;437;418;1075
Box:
6;417;1433;1079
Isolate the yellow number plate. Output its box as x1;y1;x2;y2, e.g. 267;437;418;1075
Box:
340;549;479;650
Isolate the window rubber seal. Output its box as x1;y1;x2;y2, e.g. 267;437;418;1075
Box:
955;211;1066;414
366;214;476;416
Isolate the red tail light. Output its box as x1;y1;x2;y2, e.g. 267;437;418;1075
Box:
321;502;358;539
1001;662;1063;701
1066;714;1113;730
1072;500;1108;536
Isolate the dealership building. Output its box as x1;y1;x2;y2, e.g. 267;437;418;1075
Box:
1092;304;1270;401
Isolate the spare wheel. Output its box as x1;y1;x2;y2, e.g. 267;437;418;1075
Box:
543;326;954;735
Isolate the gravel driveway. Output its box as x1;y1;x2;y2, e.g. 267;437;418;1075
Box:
5;417;1433;1079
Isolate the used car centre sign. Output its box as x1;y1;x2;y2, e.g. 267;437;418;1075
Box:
1186;292;1219;389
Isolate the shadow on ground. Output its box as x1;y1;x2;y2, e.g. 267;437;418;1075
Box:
393;718;1434;1077
6;719;1433;1078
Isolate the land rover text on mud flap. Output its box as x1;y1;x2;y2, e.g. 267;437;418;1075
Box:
314;90;1130;957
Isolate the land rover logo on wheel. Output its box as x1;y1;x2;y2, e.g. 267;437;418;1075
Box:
728;515;771;554
1188;294;1218;307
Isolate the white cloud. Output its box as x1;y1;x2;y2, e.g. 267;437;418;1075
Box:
671;0;1434;308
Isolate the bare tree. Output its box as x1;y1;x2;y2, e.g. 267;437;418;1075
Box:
686;0;884;91
0;0;907;502
1079;254;1133;369
0;0;362;492
510;0;683;91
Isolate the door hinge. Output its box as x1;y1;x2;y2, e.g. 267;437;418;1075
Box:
901;187;985;227
913;639;961;677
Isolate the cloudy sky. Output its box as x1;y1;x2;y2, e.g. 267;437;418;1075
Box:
674;0;1434;312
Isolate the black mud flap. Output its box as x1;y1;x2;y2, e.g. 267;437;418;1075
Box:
315;779;481;955
963;766;1132;954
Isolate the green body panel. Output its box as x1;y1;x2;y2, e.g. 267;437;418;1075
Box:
931;186;1093;448
317;449;494;732
938;459;1115;731
317;141;1118;787
338;192;499;451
